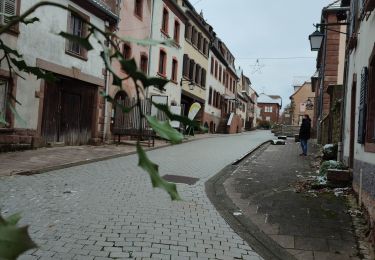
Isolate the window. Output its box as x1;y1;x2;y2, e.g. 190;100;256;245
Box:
123;43;132;60
140;54;148;74
366;46;375;146
185;23;192;40
215;61;218;78
171;59;178;82
197;33;202;50
0;80;8;127
183;54;190;78
266;116;271;121
158;50;167;76
161;8;169;34
201;69;206;88
195;64;201;85
219;66;222;82
0;0;16;25
67;12;87;57
134;0;143;18
173;20;180;43
210;58;214;75
213;90;217;108
189;59;195;81
208;87;212;105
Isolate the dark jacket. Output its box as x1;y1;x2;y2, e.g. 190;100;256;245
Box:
299;118;311;140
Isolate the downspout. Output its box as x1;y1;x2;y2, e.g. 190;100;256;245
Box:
103;68;110;142
146;0;155;99
318;17;328;144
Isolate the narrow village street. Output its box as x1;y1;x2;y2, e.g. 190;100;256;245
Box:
1;131;272;260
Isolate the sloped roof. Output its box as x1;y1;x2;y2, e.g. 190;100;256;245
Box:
89;0;118;19
258;93;282;106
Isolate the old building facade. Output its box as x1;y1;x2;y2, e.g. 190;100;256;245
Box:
0;0;118;151
289;82;315;127
257;93;282;124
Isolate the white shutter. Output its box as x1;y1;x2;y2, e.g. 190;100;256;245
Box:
1;0;16;25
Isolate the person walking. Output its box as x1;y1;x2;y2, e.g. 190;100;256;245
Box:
299;114;311;156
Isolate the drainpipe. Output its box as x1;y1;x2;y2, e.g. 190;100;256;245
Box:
103;69;110;142
146;0;155;99
318;17;328;144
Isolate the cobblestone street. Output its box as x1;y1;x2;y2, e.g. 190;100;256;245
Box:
0;131;273;260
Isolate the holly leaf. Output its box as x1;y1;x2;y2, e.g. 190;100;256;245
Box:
146;115;183;144
143;77;169;91
151;102;207;132
58;32;93;51
137;144;181;201
9;58;55;82
21;17;40;25
0;213;37;260
5;213;21;226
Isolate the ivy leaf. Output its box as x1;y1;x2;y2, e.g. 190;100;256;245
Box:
137;144;181;201
145;115;183;144
21;17;40;25
0;213;37;260
58;32;93;51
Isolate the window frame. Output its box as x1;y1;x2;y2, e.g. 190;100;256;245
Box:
158;49;167;77
173;19;180;44
161;7;169;35
134;0;143;19
65;6;89;60
365;43;375;152
171;58;178;83
140;53;148;74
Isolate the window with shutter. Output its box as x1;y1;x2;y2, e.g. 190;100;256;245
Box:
358;67;368;144
0;0;16;25
183;54;189;78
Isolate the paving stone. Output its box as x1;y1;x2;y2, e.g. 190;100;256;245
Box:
1;132;272;260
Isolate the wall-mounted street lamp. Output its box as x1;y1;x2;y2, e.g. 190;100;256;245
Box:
306;98;314;110
308;23;349;52
180;78;195;91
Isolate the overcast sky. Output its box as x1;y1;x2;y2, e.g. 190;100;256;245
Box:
193;0;334;110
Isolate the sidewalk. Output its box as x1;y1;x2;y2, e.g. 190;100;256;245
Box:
0;134;211;177
207;139;360;260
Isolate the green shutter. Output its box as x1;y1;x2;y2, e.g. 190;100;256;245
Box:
358;67;369;144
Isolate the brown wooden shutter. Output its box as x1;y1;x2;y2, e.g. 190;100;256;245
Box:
358;67;368;144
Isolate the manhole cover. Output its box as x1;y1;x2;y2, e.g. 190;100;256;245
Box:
162;175;199;185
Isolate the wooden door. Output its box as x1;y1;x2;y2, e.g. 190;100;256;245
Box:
41;82;60;143
60;91;81;145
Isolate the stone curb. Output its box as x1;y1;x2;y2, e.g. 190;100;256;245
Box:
205;140;297;260
8;135;215;177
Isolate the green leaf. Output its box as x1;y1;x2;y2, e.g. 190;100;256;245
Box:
117;55;137;76
58;32;93;51
9;58;55;82
117;36;175;47
21;17;40;25
7;102;27;128
0;212;37;260
101;93;134;113
0;225;37;259
151;102;205;131
112;74;122;87
0;40;22;58
143;77;169;91
5;213;21;226
137;144;181;201
145;115;183;144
